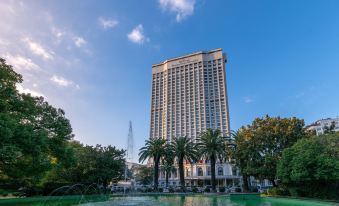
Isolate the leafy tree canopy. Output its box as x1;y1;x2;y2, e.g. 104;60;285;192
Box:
233;115;306;186
277;133;339;198
0;58;74;187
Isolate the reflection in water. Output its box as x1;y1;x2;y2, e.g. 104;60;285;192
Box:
80;195;331;206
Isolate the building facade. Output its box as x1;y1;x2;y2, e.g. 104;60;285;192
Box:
150;48;241;187
306;117;339;135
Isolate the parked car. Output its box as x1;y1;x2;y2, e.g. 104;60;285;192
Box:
111;186;124;192
228;186;242;193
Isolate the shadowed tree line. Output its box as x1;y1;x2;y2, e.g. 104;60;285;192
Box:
139;115;338;199
0;58;125;196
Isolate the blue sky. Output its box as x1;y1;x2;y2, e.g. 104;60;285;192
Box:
1;0;339;162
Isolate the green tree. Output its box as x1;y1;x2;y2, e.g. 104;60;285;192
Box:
229;130;253;192
197;129;227;192
135;165;153;186
42;142;125;194
170;136;197;191
234;115;306;187
161;143;175;188
0;58;74;191
323;121;336;134
139;138;166;191
277;134;339;199
90;145;125;193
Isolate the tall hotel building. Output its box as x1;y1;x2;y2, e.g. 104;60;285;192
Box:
150;48;241;187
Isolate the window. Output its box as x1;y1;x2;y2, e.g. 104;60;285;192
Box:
232;167;237;176
218;167;223;176
197;167;203;176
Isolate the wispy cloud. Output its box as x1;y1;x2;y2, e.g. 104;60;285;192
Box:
98;17;118;29
51;27;66;43
22;37;54;60
50;75;79;89
4;54;40;71
243;96;254;103
159;0;195;22
16;84;44;97
127;24;148;44
73;36;86;47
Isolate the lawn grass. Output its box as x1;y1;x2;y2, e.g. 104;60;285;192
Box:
0;195;109;206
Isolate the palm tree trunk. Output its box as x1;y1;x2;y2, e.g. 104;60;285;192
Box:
154;155;160;191
211;155;216;192
178;157;185;191
165;170;169;188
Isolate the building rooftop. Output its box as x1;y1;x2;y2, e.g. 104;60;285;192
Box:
152;48;223;67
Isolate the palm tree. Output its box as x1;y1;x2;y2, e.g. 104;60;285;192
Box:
197;129;227;192
161;143;175;188
170;136;198;191
139;138;166;191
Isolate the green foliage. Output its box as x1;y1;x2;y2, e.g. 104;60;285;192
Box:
0;58;126;196
42;142;125;194
161;143;175;187
197;129;228;192
277;134;339;199
0;58;74;189
219;187;225;192
263;187;290;196
135;165;153;185
168;187;174;193
232;115;306;187
170;136;198;189
323;121;336;134
250;187;258;193
139;138;166;190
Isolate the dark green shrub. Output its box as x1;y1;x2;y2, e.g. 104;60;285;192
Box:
267;187;290;196
204;188;210;192
192;187;198;193
219;187;225;192
235;187;241;192
169;187;174;193
42;182;71;196
251;187;258;192
12;192;21;197
158;188;163;192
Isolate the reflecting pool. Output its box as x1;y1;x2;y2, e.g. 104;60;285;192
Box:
0;195;334;206
80;195;332;206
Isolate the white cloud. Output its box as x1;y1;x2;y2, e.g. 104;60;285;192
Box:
50;75;80;89
159;0;195;22
73;36;86;47
51;27;66;43
22;37;53;60
16;84;44;97
50;75;72;87
98;17;118;29
127;24;148;44
4;54;40;71
243;96;254;103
